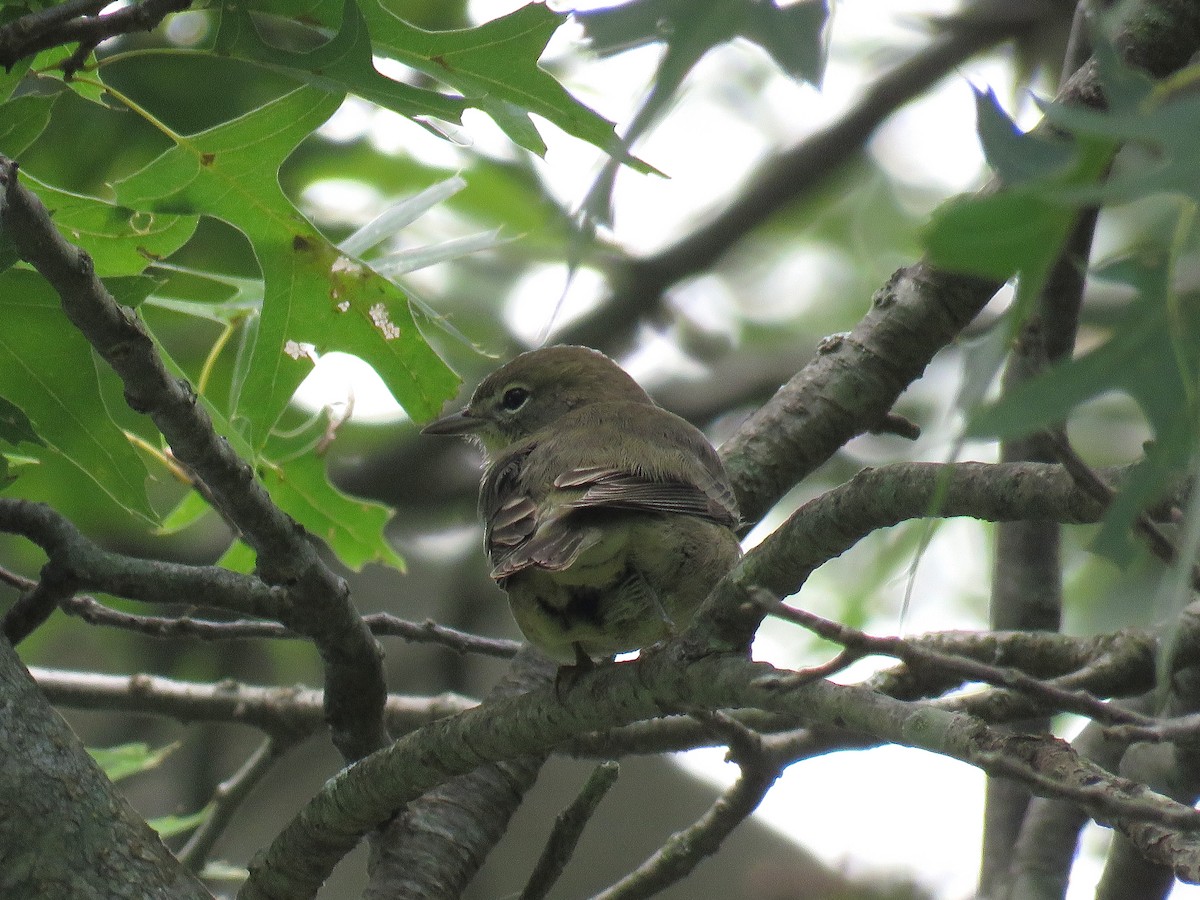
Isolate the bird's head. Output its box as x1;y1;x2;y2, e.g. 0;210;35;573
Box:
422;345;652;455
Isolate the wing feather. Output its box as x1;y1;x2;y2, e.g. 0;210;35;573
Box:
478;401;740;583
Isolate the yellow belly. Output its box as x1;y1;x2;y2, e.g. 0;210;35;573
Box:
502;514;741;664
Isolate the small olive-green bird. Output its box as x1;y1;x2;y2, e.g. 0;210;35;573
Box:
423;345;742;665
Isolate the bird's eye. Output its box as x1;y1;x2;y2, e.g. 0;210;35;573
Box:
501;386;530;411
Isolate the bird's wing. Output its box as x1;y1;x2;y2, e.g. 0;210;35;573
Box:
481;445;602;579
554;465;738;527
479;403;740;581
547;402;740;528
481;449;536;552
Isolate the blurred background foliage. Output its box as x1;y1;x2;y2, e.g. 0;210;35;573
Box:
1;0;1197;896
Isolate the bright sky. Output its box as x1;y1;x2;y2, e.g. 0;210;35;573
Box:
298;1;1187;896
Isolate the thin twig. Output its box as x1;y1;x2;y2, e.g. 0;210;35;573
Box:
759;593;1158;729
1048;430;1200;589
1105;713;1200;745
179;736;295;870
592;720;782;900
520;761;620;900
0;563;34;591
59;595;520;658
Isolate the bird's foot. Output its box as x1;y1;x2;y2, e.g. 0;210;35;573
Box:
553;643;595;700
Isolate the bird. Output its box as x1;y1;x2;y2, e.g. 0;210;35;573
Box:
422;345;742;666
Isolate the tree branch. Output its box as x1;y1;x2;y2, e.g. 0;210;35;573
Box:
0;0;192;74
592;715;780;900
58;594;520;658
0;156;388;762
30;666;473;738
0;636;213;899
0;498;282;638
179;736;296;872
762;597;1156;728
238;651;1200;900
364;648;555;900
560;17;1032;352
691;460;1105;652
520;760;620;900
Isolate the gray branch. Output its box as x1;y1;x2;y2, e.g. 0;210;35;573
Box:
0;156;388;762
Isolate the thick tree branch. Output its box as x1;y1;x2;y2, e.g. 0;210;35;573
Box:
985;202;1097;897
0;0;191;74
692;460;1104;652
568;627;1156;759
239;651;1200;900
0;637;213;899
364;648;555;900
0;499;282;640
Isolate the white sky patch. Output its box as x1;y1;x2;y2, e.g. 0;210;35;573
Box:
293;351;404;423
504;264;608;344
319;97;375;143
301;178;385;227
676;743;986;898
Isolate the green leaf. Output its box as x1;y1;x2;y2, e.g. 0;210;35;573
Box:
970;235;1200;562
214;0;466;122
973;87;1075;184
259;451;404;571
741;0;828;85
0;270;154;521
581;0;828;86
111;85;459;446
157;488;213;535
28;47;109;105
1034;47;1200;204
20;175;198;277
88;741;179;783
0;56;32;104
142;264;265;323
923;134;1112;307
218;538;257;574
925;190;1078;282
0;394;43;447
577;0;826;225
0;93;56;156
149;805;212;839
369;3;641;164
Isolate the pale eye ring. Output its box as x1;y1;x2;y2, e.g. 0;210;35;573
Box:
501;386;530;411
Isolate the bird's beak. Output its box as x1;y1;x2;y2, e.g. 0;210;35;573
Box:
421;408;486;436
